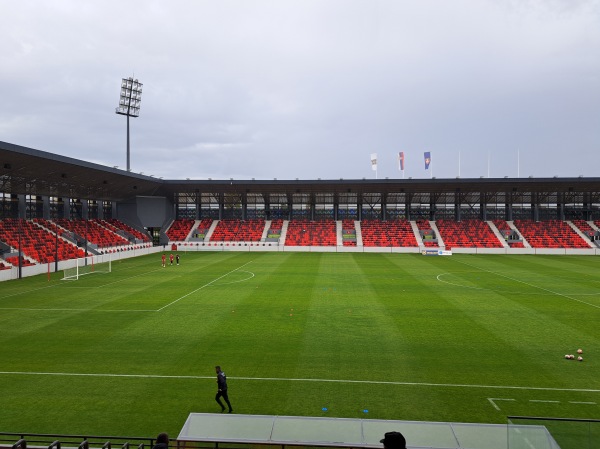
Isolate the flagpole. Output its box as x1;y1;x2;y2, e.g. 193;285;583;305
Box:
458;151;461;177
399;152;405;179
517;149;520;178
487;152;490;178
370;153;378;179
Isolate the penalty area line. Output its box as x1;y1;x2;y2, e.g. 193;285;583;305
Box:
156;260;254;311
0;371;599;393
452;259;600;310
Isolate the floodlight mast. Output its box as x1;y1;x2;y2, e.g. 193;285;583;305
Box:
115;77;143;172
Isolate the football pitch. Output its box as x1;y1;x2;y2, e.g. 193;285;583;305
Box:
0;252;599;438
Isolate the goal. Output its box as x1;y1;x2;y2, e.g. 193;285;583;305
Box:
62;255;111;281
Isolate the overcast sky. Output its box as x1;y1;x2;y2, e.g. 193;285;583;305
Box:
2;0;599;181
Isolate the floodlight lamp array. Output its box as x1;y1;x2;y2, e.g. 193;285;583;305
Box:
115;77;143;117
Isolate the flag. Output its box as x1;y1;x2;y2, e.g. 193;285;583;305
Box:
424;152;431;170
371;153;377;171
398;152;405;171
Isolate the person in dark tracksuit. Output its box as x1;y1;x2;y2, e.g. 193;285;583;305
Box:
215;365;233;413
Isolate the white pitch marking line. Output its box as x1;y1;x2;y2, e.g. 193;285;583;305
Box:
213;270;255;286
435;273;600;296
0;263;254;313
0;284;58;300
529;400;560;403
451;259;600;309
0;371;599;393
487;398;515;411
92;268;165;288
569;401;597;405
59;267;164;289
156;260;254;311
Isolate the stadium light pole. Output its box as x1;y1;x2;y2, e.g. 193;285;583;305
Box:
115;76;143;172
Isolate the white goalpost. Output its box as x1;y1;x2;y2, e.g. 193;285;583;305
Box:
62;254;112;281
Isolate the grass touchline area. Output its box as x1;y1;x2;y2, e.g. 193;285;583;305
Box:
2;371;600;392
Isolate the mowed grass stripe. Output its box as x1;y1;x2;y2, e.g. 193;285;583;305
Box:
429;256;599;386
453;255;600;308
0;252;598;436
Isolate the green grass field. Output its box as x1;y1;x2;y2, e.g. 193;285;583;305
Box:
1;252;599;438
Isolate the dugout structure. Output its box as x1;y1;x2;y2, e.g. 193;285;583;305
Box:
177;413;560;449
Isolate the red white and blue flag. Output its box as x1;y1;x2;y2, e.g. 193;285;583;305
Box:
424;152;431;170
398;152;405;171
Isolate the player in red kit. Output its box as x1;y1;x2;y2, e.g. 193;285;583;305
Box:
161;254;166;268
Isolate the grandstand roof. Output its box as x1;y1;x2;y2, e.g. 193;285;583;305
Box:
0;141;162;200
2;141;600;201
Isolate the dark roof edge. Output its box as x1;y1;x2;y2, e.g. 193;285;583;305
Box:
0;140;157;181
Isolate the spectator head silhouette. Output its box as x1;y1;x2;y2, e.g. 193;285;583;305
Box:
380;431;406;449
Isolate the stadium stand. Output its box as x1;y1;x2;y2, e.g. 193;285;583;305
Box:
210;219;265;242
285;220;336;246
571;219;598;248
360;219;418;247
341;219;357;246
513;219;589;248
435;219;503;248
572;219;595;235
269;219;283;231
5;255;35;267
166;219;195;241
264;219;283;242
491;219;524;248
54;219;130;248
491;219;510;234
0;218;85;263
193;219;214;238
103;218;151;242
416;219;438;247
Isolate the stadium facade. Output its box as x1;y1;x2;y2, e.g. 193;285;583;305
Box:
2;141;600;240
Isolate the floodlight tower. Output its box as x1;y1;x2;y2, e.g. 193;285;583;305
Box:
115;76;143;172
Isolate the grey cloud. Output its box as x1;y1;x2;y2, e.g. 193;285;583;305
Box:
1;0;599;180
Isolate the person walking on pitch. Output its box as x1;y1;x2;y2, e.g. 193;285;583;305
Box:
215;365;233;413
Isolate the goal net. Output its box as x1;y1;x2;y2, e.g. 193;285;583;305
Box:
62;255;111;281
